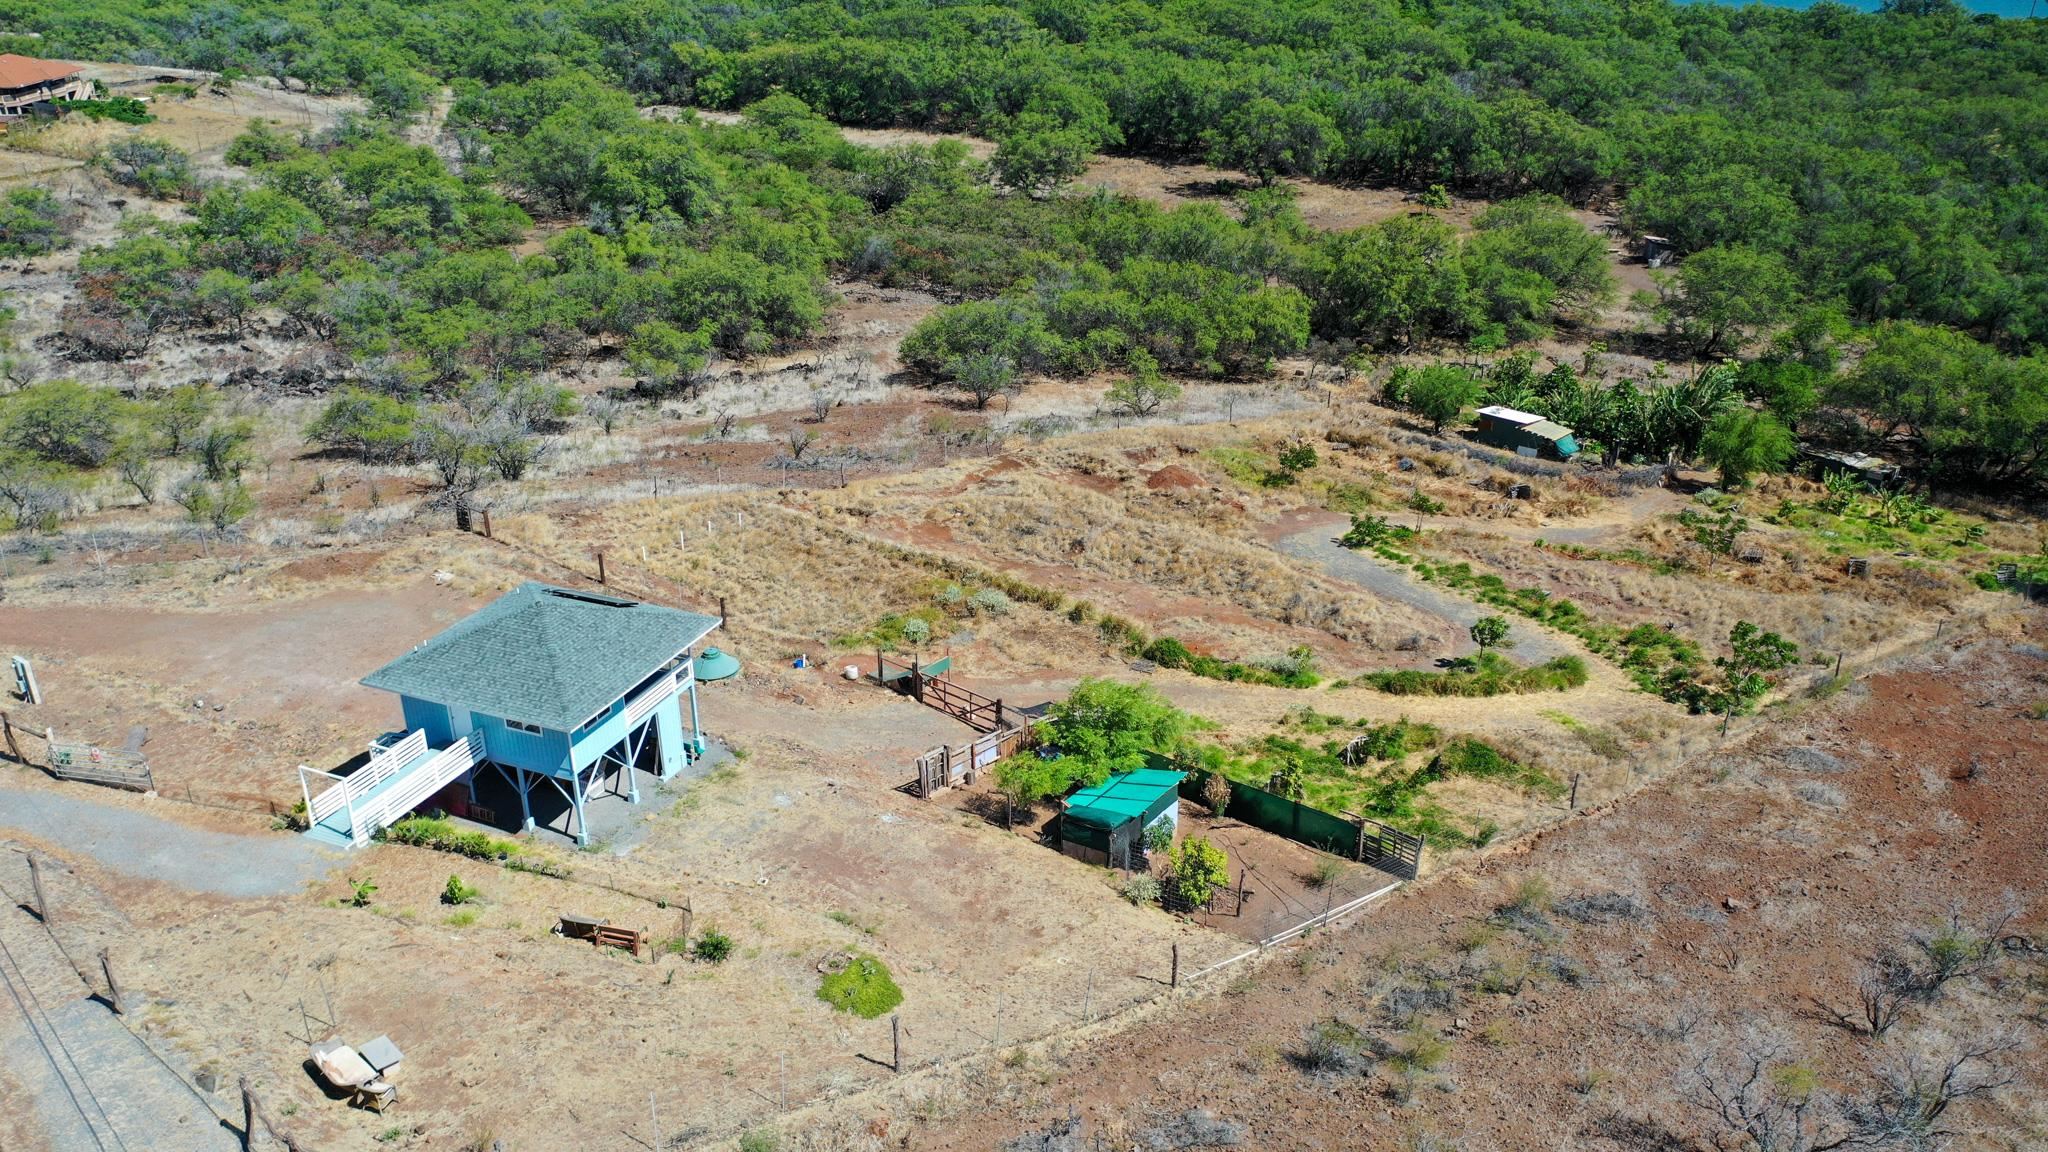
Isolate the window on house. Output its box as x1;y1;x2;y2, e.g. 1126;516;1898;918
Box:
505;719;543;735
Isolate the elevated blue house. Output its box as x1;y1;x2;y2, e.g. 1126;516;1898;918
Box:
301;583;720;848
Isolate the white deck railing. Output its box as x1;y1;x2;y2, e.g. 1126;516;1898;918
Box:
348;731;486;845
622;669;681;727
304;729;426;825
298;729;485;846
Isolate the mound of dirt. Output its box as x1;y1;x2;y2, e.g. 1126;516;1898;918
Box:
1145;465;1204;491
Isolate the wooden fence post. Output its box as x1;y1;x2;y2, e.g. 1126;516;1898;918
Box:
0;711;20;765
480;508;492;539
26;853;50;924
242;1078;257;1152
596;551;607;586
1171;942;1180;989
891;1013;901;1073
100;949;126;1015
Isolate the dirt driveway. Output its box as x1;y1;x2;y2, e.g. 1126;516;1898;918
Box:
1274;519;1575;663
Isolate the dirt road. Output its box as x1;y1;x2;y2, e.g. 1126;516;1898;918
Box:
0;776;335;898
1274;523;1575;663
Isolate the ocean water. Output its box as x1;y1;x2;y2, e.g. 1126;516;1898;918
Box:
1677;0;2040;16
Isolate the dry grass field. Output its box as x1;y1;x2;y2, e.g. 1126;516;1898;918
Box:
1;81;2044;1152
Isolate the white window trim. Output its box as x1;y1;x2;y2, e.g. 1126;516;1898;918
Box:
505;719;544;736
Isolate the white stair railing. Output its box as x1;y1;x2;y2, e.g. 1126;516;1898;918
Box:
350;731;486;845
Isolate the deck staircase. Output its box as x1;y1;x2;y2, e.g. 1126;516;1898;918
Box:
300;730;486;848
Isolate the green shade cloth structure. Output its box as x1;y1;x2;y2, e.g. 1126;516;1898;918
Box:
1061;766;1186;831
695;647;741;681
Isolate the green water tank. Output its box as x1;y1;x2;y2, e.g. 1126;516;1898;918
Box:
695;647;741;681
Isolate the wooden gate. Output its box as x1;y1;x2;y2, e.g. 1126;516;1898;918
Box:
46;739;154;792
875;654;1007;733
910;725;1029;798
1356;817;1424;880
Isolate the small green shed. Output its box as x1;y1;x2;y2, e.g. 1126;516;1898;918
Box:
1474;405;1579;460
1059;765;1186;868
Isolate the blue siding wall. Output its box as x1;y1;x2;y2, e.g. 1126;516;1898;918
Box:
474;713;572;777
400;696;453;746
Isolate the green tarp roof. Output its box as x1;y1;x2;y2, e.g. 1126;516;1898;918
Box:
1062;767;1186;831
362;582;719;732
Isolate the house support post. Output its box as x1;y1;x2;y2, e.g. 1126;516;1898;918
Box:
686;680;703;757
516;766;534;832
570;767;588;847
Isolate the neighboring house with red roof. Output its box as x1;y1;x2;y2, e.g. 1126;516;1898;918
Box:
0;55;91;117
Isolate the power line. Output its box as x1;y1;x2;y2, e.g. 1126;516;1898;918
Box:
0;925;123;1152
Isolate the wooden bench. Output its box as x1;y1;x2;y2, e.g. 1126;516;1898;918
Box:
592;924;646;957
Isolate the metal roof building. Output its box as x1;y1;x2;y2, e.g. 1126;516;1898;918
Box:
1059;765;1186;868
1474;405;1580;461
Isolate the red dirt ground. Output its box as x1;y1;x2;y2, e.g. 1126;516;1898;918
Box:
893;623;2048;1150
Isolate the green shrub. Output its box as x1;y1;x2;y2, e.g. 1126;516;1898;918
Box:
1119;874;1162;906
382;815;523;861
693;927;735;963
1339;513;1416;549
72;98;153;124
1143;820;1174;854
816;953;903;1018
1406;490;1446;515
1170;836;1230;908
1358;653;1587;697
441;874;480;905
1140;635;1320;688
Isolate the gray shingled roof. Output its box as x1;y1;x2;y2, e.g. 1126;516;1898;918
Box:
362;583;719;732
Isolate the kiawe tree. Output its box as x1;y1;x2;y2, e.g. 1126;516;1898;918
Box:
1206;97;1334;186
1406;364;1481;434
1699;407;1795;489
1662;246;1797;358
990;111;1098;198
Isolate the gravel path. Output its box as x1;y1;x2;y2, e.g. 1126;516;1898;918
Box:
0;776;337;898
1275;526;1575;664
